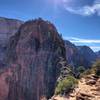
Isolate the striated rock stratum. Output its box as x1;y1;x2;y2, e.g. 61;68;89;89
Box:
0;18;66;100
0;17;23;65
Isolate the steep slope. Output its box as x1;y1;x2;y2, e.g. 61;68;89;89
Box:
0;18;66;100
0;17;23;64
65;40;97;69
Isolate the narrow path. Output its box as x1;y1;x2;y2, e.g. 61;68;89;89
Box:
52;75;100;100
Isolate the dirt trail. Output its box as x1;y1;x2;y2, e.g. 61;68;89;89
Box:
52;75;100;100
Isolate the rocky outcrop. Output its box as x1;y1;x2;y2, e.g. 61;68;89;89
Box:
0;18;66;100
0;17;23;64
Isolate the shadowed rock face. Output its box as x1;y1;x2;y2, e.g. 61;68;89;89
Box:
65;40;97;69
77;46;97;67
0;18;66;100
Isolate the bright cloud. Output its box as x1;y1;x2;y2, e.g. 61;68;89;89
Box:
66;37;100;43
63;0;100;16
64;37;100;51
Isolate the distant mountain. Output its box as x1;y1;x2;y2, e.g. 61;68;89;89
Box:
77;46;97;67
0;17;23;64
65;40;97;69
96;51;100;59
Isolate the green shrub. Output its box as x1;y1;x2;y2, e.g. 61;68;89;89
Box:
75;66;85;78
77;66;85;73
55;76;78;95
92;60;100;76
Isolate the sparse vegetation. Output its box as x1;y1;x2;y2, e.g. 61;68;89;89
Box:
81;69;92;76
81;60;100;77
75;66;85;78
92;60;100;76
55;75;78;95
77;66;85;74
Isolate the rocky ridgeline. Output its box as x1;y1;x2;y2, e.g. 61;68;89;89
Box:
0;17;98;70
0;18;67;100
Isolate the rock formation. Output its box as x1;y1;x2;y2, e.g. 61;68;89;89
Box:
0;18;66;100
0;17;23;65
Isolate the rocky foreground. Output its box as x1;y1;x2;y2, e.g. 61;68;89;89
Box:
52;74;100;100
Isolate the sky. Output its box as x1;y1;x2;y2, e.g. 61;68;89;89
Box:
0;0;100;51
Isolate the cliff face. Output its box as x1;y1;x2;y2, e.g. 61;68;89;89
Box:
0;17;23;64
65;40;82;67
0;18;66;100
65;40;97;69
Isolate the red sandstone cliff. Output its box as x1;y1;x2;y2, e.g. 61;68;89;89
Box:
0;18;66;100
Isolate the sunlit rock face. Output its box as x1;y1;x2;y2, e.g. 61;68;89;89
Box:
0;17;23;64
0;18;66;100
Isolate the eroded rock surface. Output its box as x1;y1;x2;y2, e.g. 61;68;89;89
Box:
0;18;66;100
0;17;23;65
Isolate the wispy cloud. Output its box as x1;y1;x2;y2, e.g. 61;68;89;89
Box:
63;0;100;16
65;37;100;44
64;37;100;51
